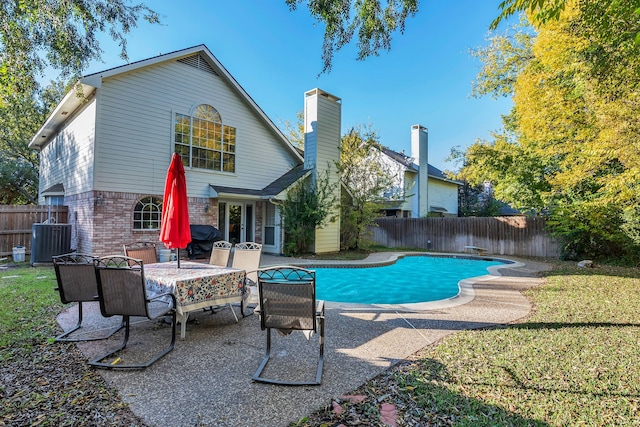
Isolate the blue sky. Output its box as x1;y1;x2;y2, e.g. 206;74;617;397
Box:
78;1;515;171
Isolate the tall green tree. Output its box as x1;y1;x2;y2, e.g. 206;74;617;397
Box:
491;0;640;37
491;0;570;29
285;0;418;73
288;0;640;73
470;17;535;100
458;0;640;261
456;181;504;217
0;0;160;204
0;82;66;204
0;0;160;104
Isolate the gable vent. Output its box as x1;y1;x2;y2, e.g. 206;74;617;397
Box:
177;54;219;76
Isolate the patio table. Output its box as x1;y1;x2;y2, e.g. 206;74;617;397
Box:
144;261;246;339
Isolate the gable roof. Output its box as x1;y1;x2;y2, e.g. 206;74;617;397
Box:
28;82;96;149
29;44;302;162
381;147;462;185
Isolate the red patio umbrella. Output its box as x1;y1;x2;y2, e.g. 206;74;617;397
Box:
160;153;191;268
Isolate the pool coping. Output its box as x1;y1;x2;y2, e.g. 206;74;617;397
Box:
261;251;526;312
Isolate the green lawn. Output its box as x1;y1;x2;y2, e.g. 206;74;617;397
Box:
0;264;60;349
393;265;640;425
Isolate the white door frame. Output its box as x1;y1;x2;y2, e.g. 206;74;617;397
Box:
262;202;280;254
219;200;255;244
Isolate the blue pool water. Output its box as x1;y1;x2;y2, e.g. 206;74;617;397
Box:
314;255;504;304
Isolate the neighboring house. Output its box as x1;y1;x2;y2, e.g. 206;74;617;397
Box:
480;181;525;216
377;125;462;218
29;45;341;256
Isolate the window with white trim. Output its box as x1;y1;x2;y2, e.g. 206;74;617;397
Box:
133;196;162;230
45;195;64;206
174;104;236;172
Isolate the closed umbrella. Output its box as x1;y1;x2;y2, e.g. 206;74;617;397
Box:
160;153;191;268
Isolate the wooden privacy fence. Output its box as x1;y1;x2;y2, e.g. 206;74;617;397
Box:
369;217;560;258
0;205;69;257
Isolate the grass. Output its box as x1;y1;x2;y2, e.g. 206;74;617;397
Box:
0;263;61;350
2;258;640;426
386;262;640;426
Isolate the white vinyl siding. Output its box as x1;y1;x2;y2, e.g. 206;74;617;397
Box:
93;59;298;198
38;99;97;201
376;151;406;201
429;179;459;216
402;170;417;213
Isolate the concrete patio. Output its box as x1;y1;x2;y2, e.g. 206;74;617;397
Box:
56;252;551;427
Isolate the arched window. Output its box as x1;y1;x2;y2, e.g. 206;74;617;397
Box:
133;196;162;230
174;104;236;172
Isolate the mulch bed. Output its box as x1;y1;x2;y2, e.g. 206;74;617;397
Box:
1;332;149;426
295;358;449;427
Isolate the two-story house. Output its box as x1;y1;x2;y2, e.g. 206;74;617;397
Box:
29;45;341;256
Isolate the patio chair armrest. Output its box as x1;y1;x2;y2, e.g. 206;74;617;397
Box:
147;291;177;308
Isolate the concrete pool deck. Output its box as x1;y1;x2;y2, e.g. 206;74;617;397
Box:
58;252;552;427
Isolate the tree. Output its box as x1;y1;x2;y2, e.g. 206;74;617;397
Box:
450;132;551;215
288;0;640;73
490;0;569;29
337;125;402;250
0;0;160;104
279;109;305;149
470;17;535;100
458;1;640;261
278;115;401;251
0;81;67;204
0;1;160;204
457;181;506;217
278;168;339;256
285;0;418;73
491;0;640;38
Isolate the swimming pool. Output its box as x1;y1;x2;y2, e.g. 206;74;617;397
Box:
314;255;505;304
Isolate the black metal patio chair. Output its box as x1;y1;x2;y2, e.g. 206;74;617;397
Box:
252;266;325;385
52;253;124;342
89;256;176;369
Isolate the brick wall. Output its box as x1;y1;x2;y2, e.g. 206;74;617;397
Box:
254;201;263;244
64;191;96;255
65;191;221;257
